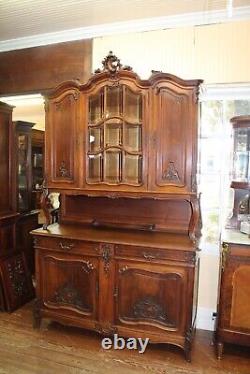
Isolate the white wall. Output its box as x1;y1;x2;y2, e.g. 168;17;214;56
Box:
93;20;250;84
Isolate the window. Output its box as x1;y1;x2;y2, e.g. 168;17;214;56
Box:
199;86;250;253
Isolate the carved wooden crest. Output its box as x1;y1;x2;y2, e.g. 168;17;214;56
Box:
94;51;132;75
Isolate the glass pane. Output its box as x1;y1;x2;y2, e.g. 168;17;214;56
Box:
105;120;122;147
235;128;249;152
32;146;43;189
104;150;121;183
89;89;104;124
200;101;223;138
201;209;220;245
123;154;142;184
89;126;103;152
106;86;123;118
124;123;141;152
199;138;222;174
124;87;142;122
88;154;102;182
18;134;29;211
233;151;249;182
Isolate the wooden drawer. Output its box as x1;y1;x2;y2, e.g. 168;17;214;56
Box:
34;236;100;256
114;244;195;263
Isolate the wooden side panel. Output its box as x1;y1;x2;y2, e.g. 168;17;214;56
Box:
0;110;11;213
0;40;92;94
46;90;81;188
16;212;39;275
0;219;16;255
0;102;16;215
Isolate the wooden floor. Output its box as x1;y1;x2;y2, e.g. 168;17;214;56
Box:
0;302;249;374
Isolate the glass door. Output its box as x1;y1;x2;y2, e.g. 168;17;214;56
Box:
233;127;250;182
87;85;143;186
17;134;30;212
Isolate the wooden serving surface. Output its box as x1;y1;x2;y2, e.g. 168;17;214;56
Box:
32;223;195;251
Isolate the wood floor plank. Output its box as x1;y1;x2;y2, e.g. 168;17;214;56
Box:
0;302;249;374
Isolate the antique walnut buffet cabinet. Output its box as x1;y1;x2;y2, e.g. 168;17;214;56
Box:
32;52;203;361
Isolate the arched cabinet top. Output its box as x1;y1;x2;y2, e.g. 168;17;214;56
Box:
45;51;203;99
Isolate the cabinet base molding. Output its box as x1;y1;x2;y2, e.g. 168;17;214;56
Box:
33;299;195;361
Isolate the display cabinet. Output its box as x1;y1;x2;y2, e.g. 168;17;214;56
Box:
14;121;39;275
33;52;203;361
0;103;34;311
228;116;250;229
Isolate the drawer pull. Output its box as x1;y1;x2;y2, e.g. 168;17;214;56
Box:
59;242;74;251
143;252;156;261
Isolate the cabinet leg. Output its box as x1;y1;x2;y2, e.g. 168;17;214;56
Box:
184;328;193;362
33;298;41;329
217;342;224;360
184;345;192;363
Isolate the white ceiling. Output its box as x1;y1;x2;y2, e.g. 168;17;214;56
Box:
0;0;250;51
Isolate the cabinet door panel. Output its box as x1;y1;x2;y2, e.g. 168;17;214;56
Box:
115;261;187;333
149;86;195;193
220;256;250;331
230;265;250;329
39;252;98;319
46;90;80;188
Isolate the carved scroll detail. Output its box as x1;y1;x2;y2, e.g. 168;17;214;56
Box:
162;161;180;182
82;261;95;274
94;51;132;75
59;161;70;178
101;244;112;275
119;265;129;274
95;322;118;335
7;257;30;298
51;282;88;310
55;92;79;110
133;296;167;322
